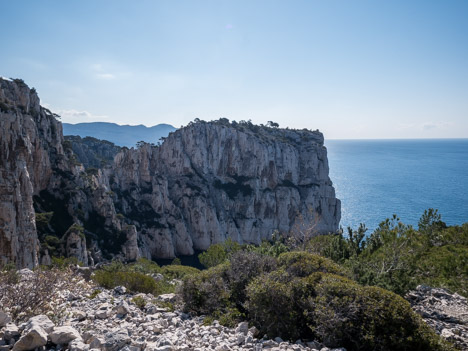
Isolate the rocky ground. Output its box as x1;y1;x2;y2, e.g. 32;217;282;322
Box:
2;268;467;351
0;269;345;351
406;285;468;350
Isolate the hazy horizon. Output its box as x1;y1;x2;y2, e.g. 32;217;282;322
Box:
1;1;467;139
60;120;468;141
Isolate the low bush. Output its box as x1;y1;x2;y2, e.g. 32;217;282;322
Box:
199;244;227;268
93;270;160;295
278;251;348;278
226;251;277;308
215;306;245;328
51;256;80;269
414;245;468;296
161;264;200;279
181;262;231;315
198;238;241;268
88;289;102;299
131;296;146;309
246;269;308;340
246;271;452;350
128;258;162;275
308;275;452;351
181;243;453;350
0;267;87;323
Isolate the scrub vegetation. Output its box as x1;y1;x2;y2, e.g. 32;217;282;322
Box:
180;209;465;351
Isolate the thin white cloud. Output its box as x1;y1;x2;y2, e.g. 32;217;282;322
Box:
422;121;451;130
398;121;452;131
55;109;110;123
91;63;117;80
96;73;116;80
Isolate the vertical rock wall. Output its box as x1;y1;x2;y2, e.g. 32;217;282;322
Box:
0;78;341;267
111;121;341;258
0;79;62;267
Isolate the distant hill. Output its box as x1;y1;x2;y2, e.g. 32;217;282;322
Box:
62;122;176;148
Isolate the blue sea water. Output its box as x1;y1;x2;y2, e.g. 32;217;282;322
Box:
325;139;468;232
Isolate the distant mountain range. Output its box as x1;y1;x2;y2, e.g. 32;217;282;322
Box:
62;122;176;148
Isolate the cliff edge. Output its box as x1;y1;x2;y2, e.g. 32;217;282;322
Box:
0;78;340;267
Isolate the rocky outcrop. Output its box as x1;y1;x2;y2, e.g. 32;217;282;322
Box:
64;224;88;266
64;135;121;169
0;78;341;267
111;121;340;258
0;78;64;268
0;78;127;267
406;285;468;349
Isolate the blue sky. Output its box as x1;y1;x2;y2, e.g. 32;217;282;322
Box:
1;0;467;138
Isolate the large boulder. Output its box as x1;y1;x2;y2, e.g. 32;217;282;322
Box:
50;326;82;345
3;323;20;341
0;310;11;327
23;315;54;333
12;325;48;351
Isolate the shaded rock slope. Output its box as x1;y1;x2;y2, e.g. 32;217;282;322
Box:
407;285;468;350
0;78;341;268
63;122;176;148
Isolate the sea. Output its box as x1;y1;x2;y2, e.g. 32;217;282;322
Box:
325;139;468;232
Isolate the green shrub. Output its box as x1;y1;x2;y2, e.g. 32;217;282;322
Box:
278;251;348;277
308;275;453;351
199;238;241;268
93;270;159;294
88;289;102;299
415;245;468;296
161;265;200;279
35;212;53;232
199;244;227;268
131;296;146;309
128;258;162;275
202;316;215;326
51;256;80;269
307;233;351;263
246;271;452;350
182;251;277;316
181;263;231;315
171;257;181;265
245;232;289;257
226;251;277;309
246;269;309;340
216;307;245;328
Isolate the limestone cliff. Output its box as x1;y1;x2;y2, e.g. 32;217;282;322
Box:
110;120;341;258
0;78;340;267
0;78;62;267
0;78;125;267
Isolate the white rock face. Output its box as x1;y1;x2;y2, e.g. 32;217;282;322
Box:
0;78;132;267
65;225;88;266
0;79;60;268
0;78;341;267
112;122;341;258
